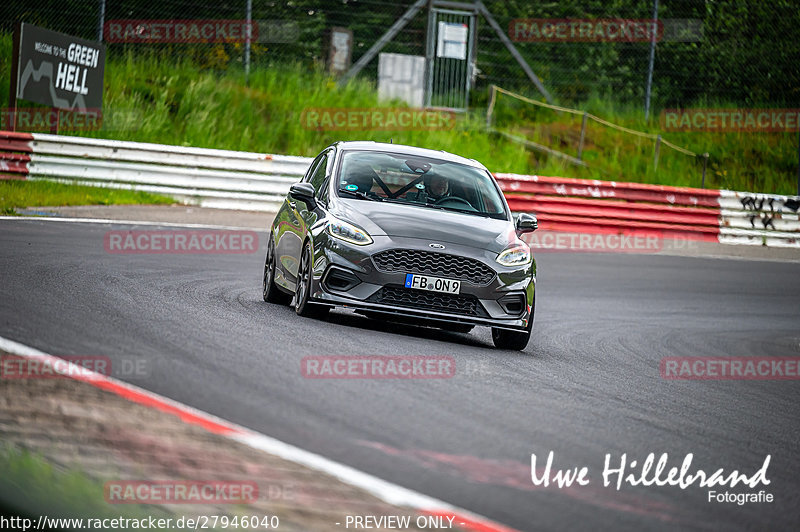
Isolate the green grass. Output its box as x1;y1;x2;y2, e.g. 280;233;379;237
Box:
0;180;173;214
1;34;797;195
491;92;799;193
0;445;174;528
0;445;262;530
84;50;533;173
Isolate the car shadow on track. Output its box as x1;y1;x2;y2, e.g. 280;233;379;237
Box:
249;290;530;352
319;309;495;350
325;310;545;357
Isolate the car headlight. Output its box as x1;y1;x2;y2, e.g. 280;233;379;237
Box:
327;218;373;246
496;243;531;267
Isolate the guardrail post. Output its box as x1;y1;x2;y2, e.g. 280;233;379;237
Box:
50;108;59;135
701;152;709;188
245;0;252;86
8;24;21;132
96;0;106;42
577;112;588;161
486;85;497;129
653;134;661;172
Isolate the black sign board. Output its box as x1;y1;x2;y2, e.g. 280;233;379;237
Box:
14;23;106;111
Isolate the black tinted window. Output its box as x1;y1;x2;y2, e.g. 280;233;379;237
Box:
309;153;329;194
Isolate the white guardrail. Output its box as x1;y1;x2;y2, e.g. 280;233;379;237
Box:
717;190;800;247
27;133;312;211
1;132;798;246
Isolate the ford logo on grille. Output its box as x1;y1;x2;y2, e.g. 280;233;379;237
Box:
429;243;445;249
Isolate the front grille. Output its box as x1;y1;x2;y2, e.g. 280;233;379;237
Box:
367;285;487;317
371;249;495;285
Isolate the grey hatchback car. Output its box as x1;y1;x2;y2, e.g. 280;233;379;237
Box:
262;141;538;349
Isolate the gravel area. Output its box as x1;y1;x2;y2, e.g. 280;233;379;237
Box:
0;351;450;531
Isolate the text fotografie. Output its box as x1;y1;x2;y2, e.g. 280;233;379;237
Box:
531;451;771;490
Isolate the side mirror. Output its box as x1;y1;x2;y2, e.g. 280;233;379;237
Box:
289;182;317;209
515;212;538;234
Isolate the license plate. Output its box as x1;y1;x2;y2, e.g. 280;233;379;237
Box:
404;273;461;294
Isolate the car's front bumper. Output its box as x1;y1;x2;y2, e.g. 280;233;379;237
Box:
308;232;536;332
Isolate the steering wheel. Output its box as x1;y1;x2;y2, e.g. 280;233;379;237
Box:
433;196;475;210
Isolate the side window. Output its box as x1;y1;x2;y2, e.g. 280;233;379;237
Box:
302;153;325;183
316;149;336;203
309;152;329;194
317;174;330;204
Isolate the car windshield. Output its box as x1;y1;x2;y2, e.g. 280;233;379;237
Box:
336;150;508;220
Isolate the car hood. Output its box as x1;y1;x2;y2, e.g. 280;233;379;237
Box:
332;199;517;254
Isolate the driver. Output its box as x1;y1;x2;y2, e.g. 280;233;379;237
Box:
344;161;378;194
423;173;450;202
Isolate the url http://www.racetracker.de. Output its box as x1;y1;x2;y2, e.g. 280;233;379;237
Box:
0;515;281;531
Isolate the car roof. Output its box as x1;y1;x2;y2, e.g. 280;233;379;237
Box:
332;141;487;170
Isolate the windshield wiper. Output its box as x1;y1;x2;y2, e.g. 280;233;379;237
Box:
338;189;382;201
380;197;500;218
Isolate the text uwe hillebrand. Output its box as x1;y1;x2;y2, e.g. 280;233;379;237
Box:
531;451;771;490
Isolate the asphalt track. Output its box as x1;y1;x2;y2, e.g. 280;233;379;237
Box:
1;218;799;531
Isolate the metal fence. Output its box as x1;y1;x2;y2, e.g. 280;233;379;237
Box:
2;1;797;110
486;85;708;181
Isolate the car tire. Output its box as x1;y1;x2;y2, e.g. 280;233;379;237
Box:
295;242;329;319
491;300;534;350
263;236;291;305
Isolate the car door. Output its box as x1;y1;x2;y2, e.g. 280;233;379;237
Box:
275;152;323;289
280;149;332;289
